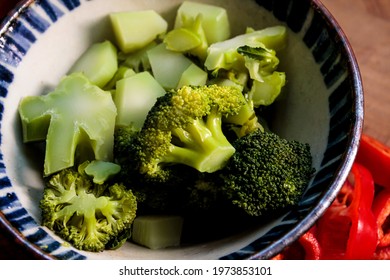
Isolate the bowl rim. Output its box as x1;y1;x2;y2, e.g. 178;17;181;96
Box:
0;0;364;260
247;0;364;259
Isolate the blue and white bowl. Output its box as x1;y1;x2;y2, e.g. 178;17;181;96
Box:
0;0;363;259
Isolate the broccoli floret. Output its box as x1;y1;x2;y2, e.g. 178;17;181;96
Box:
40;168;137;252
220;129;315;217
18;73;117;176
131;84;250;181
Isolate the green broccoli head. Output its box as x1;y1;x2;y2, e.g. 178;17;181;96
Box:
130;84;249;182
220;129;315;217
40;168;137;252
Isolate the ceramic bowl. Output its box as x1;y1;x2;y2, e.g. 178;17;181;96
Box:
0;0;363;260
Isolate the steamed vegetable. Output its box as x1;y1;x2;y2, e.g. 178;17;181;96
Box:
40;167;137;252
19;73;117;176
69;40;118;88
110;10;168;53
18;2;314;253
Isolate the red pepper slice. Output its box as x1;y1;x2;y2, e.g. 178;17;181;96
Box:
316;163;378;259
374;246;390;260
356;134;390;190
271;227;321;260
372;189;390;247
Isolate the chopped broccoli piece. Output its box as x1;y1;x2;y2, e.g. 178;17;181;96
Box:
110;10;168;53
40;168;137;252
132;215;184;249
79;160;121;185
237;45;286;106
164;13;208;61
220;129;315;216
113;71;166;129
118;41;157;73
174;1;230;44
129;84;249;181
204;25;287;74
68;40;118;88
18;73;117;176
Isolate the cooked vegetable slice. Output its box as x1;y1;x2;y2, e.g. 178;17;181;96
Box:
110;10;168;53
132;215;184;249
113;71;166;129
18;73;117;176
147;43;193;89
174;1;230;44
69;40;118;88
177;63;208;88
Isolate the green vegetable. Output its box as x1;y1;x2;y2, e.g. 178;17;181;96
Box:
104;66;136;90
18;73;117;176
176;63;208;88
165;13;208;61
69;40;118;88
110;10;168;53
118;41;156;73
80;160;121;185
220;129;315;216
132;215;184;249
147;43;193;89
18;3;316;252
113;71;166;129
174;1;230;44
40;168;137;252
204;25;286;74
237;45;286;106
127;84;248;182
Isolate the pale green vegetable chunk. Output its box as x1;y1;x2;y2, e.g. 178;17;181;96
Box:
164;28;202;52
174;1;230;44
80;160;121;185
114;71;166;129
132;215;184;250
69;40;118;88
119;41;157;73
177;63;207;88
204;26;287;73
110;10;168;53
147;43;193;89
18;73;117;176
104;66;136;90
164;13;208;61
248;71;286;106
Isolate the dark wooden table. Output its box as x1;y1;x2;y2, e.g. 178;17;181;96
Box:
1;0;390;259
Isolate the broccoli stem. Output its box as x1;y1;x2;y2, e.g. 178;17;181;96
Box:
165;108;235;173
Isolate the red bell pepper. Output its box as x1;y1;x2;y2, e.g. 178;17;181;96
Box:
374;246;390;260
356;134;390;190
316;163;378;259
271;227;321;260
372;189;390;247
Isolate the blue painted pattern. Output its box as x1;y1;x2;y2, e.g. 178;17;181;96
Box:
0;0;363;260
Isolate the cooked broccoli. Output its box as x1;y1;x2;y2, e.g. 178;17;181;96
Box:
204;25;287;75
129;84;250;181
204;26;287;109
219;129;315;217
40;167;137;252
164;13;209;61
18;73;117;176
237;45;286;107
